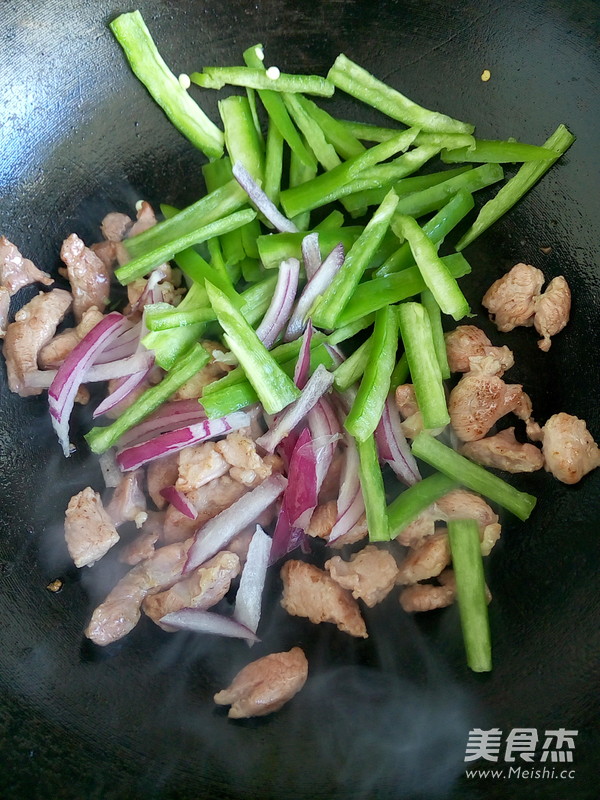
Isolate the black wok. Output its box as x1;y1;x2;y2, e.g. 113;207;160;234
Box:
1;0;600;798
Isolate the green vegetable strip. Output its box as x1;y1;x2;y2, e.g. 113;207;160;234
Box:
387;471;457;539
390;352;409;392
312;190;399;330
205;282;300;414
447;519;492;673
245;87;263;146
441;138;557;164
340;119;404;143
202;157;246;268
191;66;335;96
283;93;341;171
413;131;476;150
357;435;389;542
314;210;345;231
109;11;223;159
171;243;240;305
289;145;317;231
340;120;477;150
394;215;470;320
333;337;373;392
219;95;264;181
115;209;257;284
376;189;474;277
145;304;216;331
240;256;263;283
456;124;575;250
85;343;211;453
337;253;470;326
397;302;449;430
345;306;398;441
295;95;366;159
238;274;279;325
257;227;363;270
241;219;261;260
242;44;316;170
411;433;537;521
125;180;247;258
279;128;418;218
421;289;450;380
263;120;284;205
328;54;474;134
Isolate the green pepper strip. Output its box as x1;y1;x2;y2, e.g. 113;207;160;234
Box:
390;352;409;392
219;94;264;182
456;124;575;250
257;227;363;270
387;472;458;539
283;93;341;171
357;434;389;542
145;304;216;331
397;302;449;430
314;210;345;231
289;142;317;232
421;289;450;380
293;94;365;159
441;138;557;164
328;54;474;134
340;120;476;150
411;433;537;521
205;282;300;415
191;66;335;96
333;338;373;392
345;306;398;441
202;156;247;269
85;342;211;453
263;120;284;205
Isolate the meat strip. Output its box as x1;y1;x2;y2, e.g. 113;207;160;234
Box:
444;325;514;375
0;236;53;295
60;233;110;321
460;427;544;473
533;276;571;351
540;412;600;484
38;306;104;369
325;545;399;607
482;262;544;331
64;487;120;568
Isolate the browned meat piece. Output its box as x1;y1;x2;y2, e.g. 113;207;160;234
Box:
38;306;104;369
318;449;344;503
526;418;544;442
172;350;230;399
107;470;147;528
90;240;128;271
395;507;438;547
400;570;457;612
396;532;451;585
162;475;247;544
147;454;180;509
513;391;534;422
0;286;9;337
533;276;571;352
127;201;157;237
60;233;110;321
175;442;229;493
436;489;499;531
101;212;132;242
306;501;337;539
482;263;544;332
280;560;367;638
85;538;191;645
3;289;72;396
226;527;255;566
540;412;600;484
395;383;424;438
325;545;399;607
0;236;53;295
216;432;275;487
480;522;502;557
445;325;514;375
460;427;544;473
214;648;308;719
64;487;120;568
119;511;164;565
143;551;240;629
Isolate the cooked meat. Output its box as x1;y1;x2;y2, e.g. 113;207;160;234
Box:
127;200;157;237
449;366;526;442
396;532;451;585
175;442;229;493
64;487;120;568
107;470;147;528
143;550;240;629
395;507;438;547
125;274;181;315
533;276;571;351
0;236;53;295
330;515;369;549
119;511;165;565
147;454;180;509
460;427;544;473
325;545;399;607
445;325;514;375
3;289;72;396
0;286;9;337
85;538;191;645
318;450;344;503
214;647;308;719
481;522;502;557
526;418;544;442
306;501;337;539
172;360;229;400
395;383;424;438
104;376;152;420
482;262;545;332
216;432;275;487
90;240;128;271
226;527;255;566
436;489;499;531
60;233;110;321
101;212;132;242
400;570;457;613
280;560;368;638
38;306;104;369
513;391;534;422
540;412;600;484
467;352;513;378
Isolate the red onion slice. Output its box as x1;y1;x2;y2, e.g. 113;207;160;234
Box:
185;474;287;573
284;243;345;341
269;507;305;566
255;257;300;350
159;487;197;519
284;428;317;527
232;161;298;233
308;395;341;492
117;400;207;448
93;365;153;418
301;232;321;280
329;435;365;544
325;343;345;368
49;312;130;456
256;364;334;453
31;351;154;391
293;320;313;390
233;525;272;635
375;393;421;485
159;608;259;643
116;410;251;471
93;321;141;364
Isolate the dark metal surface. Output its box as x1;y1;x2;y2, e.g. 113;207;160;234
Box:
1;1;599;798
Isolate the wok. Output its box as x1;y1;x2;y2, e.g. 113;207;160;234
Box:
1;0;599;797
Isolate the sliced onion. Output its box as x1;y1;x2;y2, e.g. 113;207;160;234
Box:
325;343;345;368
301;232;321;280
283;428;317;527
308;395;341;492
98;449;122;488
116;410;251;471
93;321;141;363
256;364;334;453
129;266;170;313
49;312;130;456
269;507;306;566
159;487;197;519
93;365;153;418
233;525;271;635
185;474;287;573
293;319;313;389
32;351;154;391
255;257;300;349
329;435;365;544
116;399;207;448
375;393;421;485
159;608;259;643
284;243;345;341
232;161;298;233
